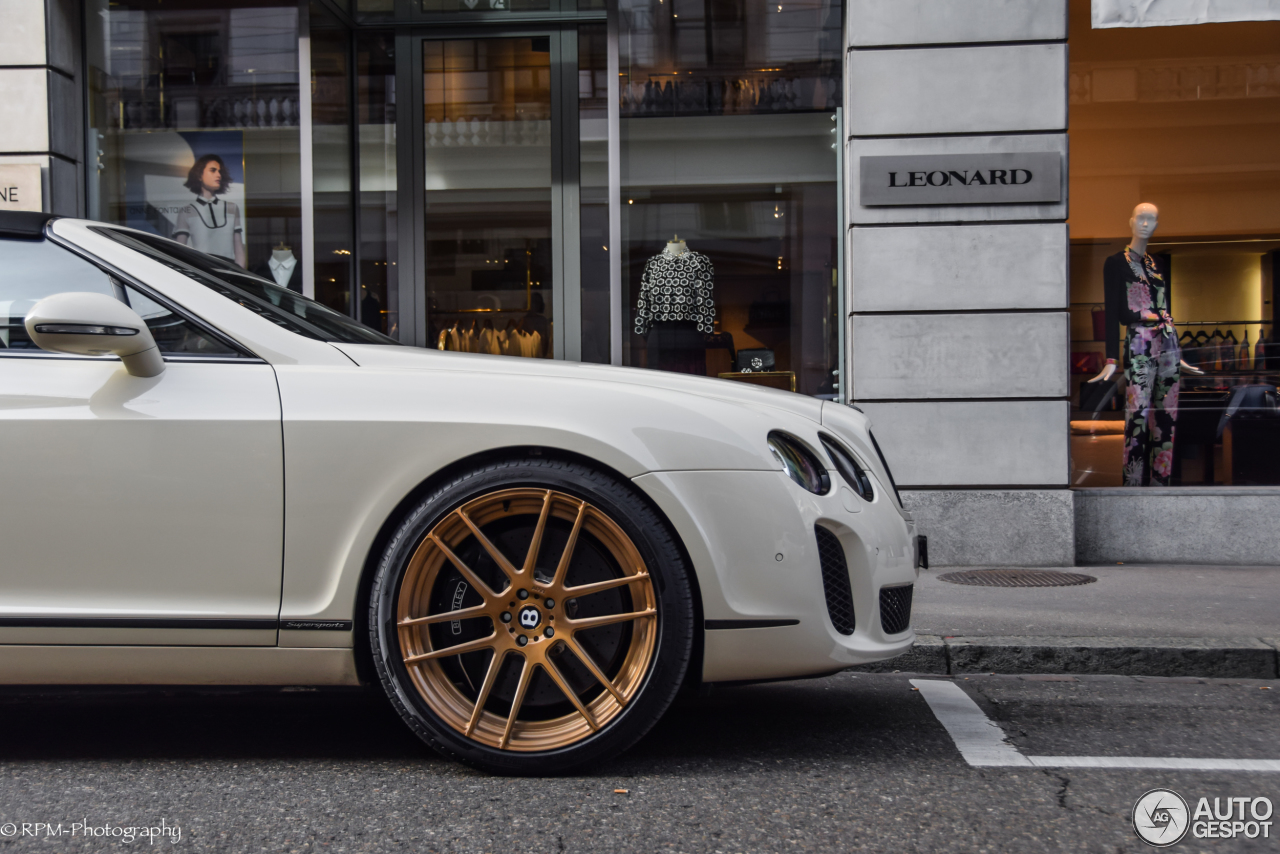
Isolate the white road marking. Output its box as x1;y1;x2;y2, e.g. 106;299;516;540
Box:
911;679;1031;767
1029;757;1280;772
911;678;1280;772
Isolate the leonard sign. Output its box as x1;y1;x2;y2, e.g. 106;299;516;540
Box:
0;164;43;213
860;152;1062;206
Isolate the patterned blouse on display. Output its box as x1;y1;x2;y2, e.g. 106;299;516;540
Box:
634;249;716;335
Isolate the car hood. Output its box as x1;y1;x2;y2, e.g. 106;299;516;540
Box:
331;343;825;424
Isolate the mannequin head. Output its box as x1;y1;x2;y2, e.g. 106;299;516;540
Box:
1129;202;1159;253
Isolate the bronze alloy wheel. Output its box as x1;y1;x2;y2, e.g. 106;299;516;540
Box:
371;458;693;774
396;488;657;751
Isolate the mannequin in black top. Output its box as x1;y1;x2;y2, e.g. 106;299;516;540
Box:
635;236;714;375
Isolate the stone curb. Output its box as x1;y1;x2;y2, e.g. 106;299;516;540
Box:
850;635;1280;679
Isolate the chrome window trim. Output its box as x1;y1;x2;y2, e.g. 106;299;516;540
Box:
0;350;268;365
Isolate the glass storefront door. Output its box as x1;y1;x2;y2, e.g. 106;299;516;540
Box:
423;36;556;359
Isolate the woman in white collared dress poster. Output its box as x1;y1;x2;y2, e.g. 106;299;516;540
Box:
172;154;246;268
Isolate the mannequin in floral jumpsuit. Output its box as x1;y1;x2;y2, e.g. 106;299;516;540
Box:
1103;246;1181;486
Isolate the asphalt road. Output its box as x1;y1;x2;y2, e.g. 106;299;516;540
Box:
0;673;1277;853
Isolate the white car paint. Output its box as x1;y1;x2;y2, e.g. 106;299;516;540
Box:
0;358;283;647
0;218;917;685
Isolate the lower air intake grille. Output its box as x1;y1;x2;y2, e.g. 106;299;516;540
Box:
879;585;913;635
814;525;855;635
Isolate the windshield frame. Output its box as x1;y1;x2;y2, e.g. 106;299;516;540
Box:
91;226;400;347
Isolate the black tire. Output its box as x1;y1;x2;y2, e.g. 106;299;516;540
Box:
369;456;695;775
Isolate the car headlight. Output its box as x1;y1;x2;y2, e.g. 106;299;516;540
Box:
767;432;830;495
819;434;873;501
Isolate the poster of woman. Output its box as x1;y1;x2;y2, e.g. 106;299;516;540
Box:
121;130;246;267
173;153;245;268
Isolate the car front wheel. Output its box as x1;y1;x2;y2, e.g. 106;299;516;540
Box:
370;457;694;775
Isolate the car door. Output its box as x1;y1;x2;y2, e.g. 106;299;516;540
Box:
0;231;283;646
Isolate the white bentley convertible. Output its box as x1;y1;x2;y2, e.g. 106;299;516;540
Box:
0;212;921;774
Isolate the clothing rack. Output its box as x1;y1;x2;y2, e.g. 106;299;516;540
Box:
1173;320;1271;326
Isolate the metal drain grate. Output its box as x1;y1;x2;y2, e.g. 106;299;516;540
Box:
938;569;1098;588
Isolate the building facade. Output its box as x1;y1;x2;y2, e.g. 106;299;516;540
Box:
3;0;1277;565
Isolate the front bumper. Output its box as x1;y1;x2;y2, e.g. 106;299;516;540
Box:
633;468;918;683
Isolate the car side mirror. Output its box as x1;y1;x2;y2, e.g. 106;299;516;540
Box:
25;291;165;378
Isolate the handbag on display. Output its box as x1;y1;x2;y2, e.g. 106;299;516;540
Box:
735;349;775;372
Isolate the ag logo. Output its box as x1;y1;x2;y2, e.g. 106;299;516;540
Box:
1133;788;1190;847
750;357;763;370
518;606;541;630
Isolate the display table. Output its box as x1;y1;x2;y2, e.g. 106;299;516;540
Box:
717;371;796;392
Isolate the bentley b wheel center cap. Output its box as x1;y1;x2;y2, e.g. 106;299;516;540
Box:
517;605;542;630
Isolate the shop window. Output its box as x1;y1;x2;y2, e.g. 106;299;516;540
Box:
618;0;843;396
423;37;555;359
1068;0;1280;487
85;0;305;302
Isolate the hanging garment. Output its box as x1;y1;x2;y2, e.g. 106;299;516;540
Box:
523;331;542;358
1182;331;1205;369
1104;247;1182;486
478;327;498;356
1194;331;1210;362
1208;330;1225;371
634;247;717;336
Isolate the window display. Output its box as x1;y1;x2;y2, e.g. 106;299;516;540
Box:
1084;203;1206;485
618;0;843;396
1068;0;1280;486
85;0;302;294
634;237;718;373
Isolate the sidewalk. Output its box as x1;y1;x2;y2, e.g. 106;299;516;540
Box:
865;564;1280;678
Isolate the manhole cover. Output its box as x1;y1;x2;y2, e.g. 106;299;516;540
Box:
938;569;1098;588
